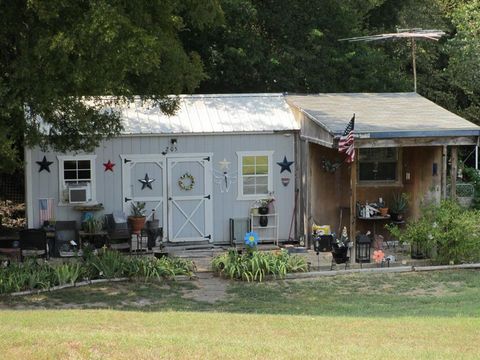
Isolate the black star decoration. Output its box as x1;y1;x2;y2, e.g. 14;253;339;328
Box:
36;156;53;173
277;156;294;173
138;173;155;190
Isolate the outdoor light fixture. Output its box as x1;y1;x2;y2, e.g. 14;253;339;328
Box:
162;138;178;155
355;234;372;265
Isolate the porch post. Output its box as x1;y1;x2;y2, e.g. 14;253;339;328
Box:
350;150;357;260
450;146;458;200
442;145;447;199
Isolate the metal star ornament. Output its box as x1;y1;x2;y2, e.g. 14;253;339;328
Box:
36;156;53;173
103;160;115;172
138;173;155;190
218;158;231;171
277;156;294;173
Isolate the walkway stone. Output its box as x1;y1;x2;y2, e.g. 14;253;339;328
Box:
182;272;229;304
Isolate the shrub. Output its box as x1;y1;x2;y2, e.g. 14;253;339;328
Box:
212;249;307;282
387;200;480;264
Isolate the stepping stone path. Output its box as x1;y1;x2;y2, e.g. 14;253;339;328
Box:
182;272;228;304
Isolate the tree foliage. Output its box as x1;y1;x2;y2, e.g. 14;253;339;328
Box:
0;0;222;172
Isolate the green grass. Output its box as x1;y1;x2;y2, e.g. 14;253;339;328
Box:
1;270;480;359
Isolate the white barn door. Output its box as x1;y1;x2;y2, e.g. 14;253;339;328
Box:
167;155;213;242
121;155;167;240
121;153;213;243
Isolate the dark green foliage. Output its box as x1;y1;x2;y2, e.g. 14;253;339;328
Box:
462;167;480;209
387;200;480;264
0;0;222;172
0;249;194;295
212;249;308;282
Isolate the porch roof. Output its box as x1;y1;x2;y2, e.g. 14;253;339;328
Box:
120;93;299;135
286;93;480;139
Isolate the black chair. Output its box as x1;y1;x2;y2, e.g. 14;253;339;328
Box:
19;229;48;260
105;213;131;251
55;221;78;256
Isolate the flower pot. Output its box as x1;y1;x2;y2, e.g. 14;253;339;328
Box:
259;216;268;227
258;206;269;215
379;208;389;217
128;216;146;235
391;213;404;222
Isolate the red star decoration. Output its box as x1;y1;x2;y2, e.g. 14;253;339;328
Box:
103;160;115;172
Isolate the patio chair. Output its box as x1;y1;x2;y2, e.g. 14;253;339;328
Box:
54;221;78;257
105;212;131;251
19;229;48;260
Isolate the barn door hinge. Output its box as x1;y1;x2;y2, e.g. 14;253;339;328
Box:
124;197;132;202
124;158;131;164
203;156;210;161
204;235;212;240
204;195;211;199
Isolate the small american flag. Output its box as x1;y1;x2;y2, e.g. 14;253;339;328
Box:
39;198;55;226
338;114;355;163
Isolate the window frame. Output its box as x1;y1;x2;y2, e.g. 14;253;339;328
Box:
57;155;97;205
236;151;274;200
357;147;402;186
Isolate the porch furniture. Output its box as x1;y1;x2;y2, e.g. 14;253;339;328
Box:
229;218;250;247
145;219;162;250
19;229;48;260
250;213;278;245
105;212;131;251
357;215;391;239
54;221;78;257
0;235;21;262
78;230;109;249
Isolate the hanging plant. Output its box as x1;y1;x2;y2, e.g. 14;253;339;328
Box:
178;172;195;191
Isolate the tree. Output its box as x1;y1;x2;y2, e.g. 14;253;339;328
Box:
0;0;222;172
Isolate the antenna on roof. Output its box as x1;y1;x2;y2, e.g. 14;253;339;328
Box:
339;28;446;92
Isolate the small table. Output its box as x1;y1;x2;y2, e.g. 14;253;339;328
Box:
78;230;109;249
357;215;391;238
0;235;21;261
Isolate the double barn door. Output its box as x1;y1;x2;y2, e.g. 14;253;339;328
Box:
121;154;213;242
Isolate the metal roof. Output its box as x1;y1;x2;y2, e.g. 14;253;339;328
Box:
286;93;480;139
119;93;299;135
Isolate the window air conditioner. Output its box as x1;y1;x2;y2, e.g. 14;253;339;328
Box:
68;183;91;204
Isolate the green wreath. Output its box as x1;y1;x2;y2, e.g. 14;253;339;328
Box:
178;172;195;191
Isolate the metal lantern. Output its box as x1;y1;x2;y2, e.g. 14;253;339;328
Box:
355;234;372;263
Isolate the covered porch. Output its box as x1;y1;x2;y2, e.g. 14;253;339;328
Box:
287;93;480;261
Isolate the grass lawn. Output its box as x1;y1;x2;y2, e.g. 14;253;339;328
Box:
1;270;479;359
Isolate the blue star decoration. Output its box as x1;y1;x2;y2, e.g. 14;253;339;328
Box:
277;156;294;173
36;156;53;173
138;173;155;190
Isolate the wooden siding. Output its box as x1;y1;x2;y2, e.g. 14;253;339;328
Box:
27;133;296;244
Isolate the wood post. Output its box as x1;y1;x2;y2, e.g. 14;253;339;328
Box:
450;146;458;200
350;150;357;260
442;145;447;199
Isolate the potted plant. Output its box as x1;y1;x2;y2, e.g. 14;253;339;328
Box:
258;197;274;227
390;193;409;221
128;202;146;234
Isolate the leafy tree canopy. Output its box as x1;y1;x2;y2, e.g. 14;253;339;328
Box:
0;0;222;172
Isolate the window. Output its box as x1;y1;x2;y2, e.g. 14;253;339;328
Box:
358;148;399;182
57;155;96;204
237;151;273;200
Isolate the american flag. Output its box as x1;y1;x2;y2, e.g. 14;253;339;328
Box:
338;114;355;163
39;198;55;226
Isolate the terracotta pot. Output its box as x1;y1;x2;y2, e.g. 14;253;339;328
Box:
128;216;146;235
379;208;389;217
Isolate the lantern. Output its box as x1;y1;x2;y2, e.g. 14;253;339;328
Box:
355;234;372;263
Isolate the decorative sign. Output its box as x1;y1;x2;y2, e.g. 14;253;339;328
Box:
103;160;115;172
138;173;155;190
36;156;53;173
214;158;237;193
281;177;290;187
178;172;195;191
277;156;294;173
